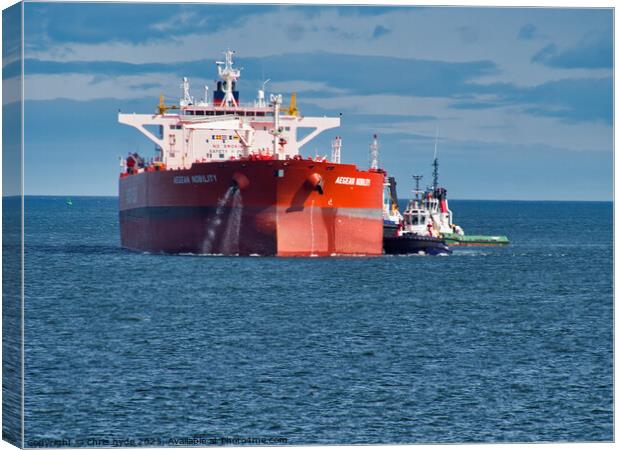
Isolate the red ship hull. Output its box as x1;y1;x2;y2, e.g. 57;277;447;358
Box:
119;159;384;256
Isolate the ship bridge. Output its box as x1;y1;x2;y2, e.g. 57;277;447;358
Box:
119;50;339;170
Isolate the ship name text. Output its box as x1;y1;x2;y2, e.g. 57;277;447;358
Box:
173;174;218;184
335;176;371;187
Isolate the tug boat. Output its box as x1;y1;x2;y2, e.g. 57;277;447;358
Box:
387;138;509;247
418;151;509;246
382;174;451;256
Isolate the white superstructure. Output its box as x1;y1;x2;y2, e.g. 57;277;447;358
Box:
118;50;340;170
400;177;457;237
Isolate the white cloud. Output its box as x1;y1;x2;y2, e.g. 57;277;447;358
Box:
269;80;349;95
22;6;612;160
150;10;207;32
26;7;609;89
23;72;212;102
304;93;611;153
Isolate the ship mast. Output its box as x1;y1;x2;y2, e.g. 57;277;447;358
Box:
369;134;379;170
331;136;342;163
432;127;439;191
216;49;241;107
270;94;283;159
180;77;193;107
432;157;439;192
412;175;423;201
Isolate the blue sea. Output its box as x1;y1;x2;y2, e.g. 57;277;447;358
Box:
18;197;613;445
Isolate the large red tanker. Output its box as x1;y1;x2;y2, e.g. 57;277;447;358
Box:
118;50;384;256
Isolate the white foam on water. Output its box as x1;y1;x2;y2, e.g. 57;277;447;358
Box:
451;249;491;257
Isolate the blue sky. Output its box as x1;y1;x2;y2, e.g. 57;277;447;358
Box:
13;2;614;199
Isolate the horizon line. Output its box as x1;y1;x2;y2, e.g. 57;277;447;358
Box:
4;195;614;203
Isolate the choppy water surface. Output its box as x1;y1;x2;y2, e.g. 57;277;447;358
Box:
23;197;612;445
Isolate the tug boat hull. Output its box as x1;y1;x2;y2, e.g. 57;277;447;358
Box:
119;159;384;256
383;234;452;255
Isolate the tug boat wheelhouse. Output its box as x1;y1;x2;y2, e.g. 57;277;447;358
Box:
118;50;384;256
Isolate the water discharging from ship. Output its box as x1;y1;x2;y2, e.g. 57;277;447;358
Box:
201;186;242;254
221;189;243;255
310;199;316;256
